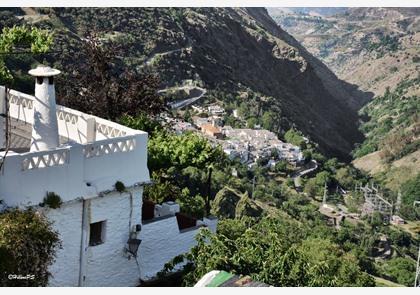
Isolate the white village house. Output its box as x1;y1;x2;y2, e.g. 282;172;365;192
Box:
0;65;216;286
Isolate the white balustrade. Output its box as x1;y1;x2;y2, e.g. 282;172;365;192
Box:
96;122;127;138
57;110;78;124
83;136;136;158
0;88;150;207
21;148;69;171
9;91;34;109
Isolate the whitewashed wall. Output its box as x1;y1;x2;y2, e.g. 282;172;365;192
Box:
0;132;149;207
139;216;217;280
44;199;83;286
45;187;144;287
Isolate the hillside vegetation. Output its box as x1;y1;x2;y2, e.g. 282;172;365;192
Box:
270;7;420;194
270;7;420;97
0;7;370;160
352;77;419;190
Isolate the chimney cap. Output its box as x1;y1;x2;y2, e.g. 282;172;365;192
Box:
28;65;61;77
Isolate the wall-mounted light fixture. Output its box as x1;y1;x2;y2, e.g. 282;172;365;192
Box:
126;238;141;257
135;224;142;232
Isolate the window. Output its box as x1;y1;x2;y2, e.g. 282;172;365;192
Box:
89;220;106;246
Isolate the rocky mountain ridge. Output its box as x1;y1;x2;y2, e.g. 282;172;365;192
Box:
1;7;371;160
269;7;420;96
268;7;420;187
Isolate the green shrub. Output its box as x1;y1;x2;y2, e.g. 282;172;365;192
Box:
115;181;126;193
42;192;62;209
0;208;61;286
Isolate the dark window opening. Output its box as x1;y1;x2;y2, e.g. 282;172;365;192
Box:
175;213;197;230
89;220;106;246
48;77;54;85
36;77;43;85
142;199;155;221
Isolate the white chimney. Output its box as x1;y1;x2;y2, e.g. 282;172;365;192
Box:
28;65;61;152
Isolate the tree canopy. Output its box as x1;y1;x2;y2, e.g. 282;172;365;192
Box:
0;25;53;84
399;173;420;220
0;209;61;286
160;215;375;287
57;32;165;121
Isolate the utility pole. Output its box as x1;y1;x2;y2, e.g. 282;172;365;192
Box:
322;182;327;205
396;191;402;213
205;166;213;217
414;201;420;287
251;175;256;199
416;245;420;288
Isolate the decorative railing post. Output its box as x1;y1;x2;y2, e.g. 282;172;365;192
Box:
86;117;96;143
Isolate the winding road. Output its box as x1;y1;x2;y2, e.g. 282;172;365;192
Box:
165;86;207;109
291;160;318;189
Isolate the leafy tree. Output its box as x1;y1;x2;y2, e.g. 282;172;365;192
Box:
304;178;318;198
286;177;295;188
368;212;385;228
246;117;258;128
160;215;374;286
57;32;165;120
345;191;364;213
261;111;274;130
237;101;248;118
119;113;163;136
312;153;327;164
145;130;227;216
144;171;181;204
323;158;340;173
274;160;288;173
256;157;269;167
284;128;305;148
0;25;53;84
399;173;420;220
315;171;332;187
148;131;225;172
335;167;355;189
177;188;206;219
380;257;416;286
388;230;411;248
0;209;61;286
179;166;207;197
302;149;312;163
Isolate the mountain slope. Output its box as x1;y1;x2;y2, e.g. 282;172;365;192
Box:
270;7;420;187
269;7;420;97
352;77;419;190
2;7;370;160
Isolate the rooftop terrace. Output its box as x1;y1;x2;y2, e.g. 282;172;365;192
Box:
0;88;150;207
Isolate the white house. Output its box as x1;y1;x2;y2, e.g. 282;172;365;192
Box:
0;65;216;287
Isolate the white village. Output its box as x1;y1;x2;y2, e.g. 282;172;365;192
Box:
167;104;304;169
